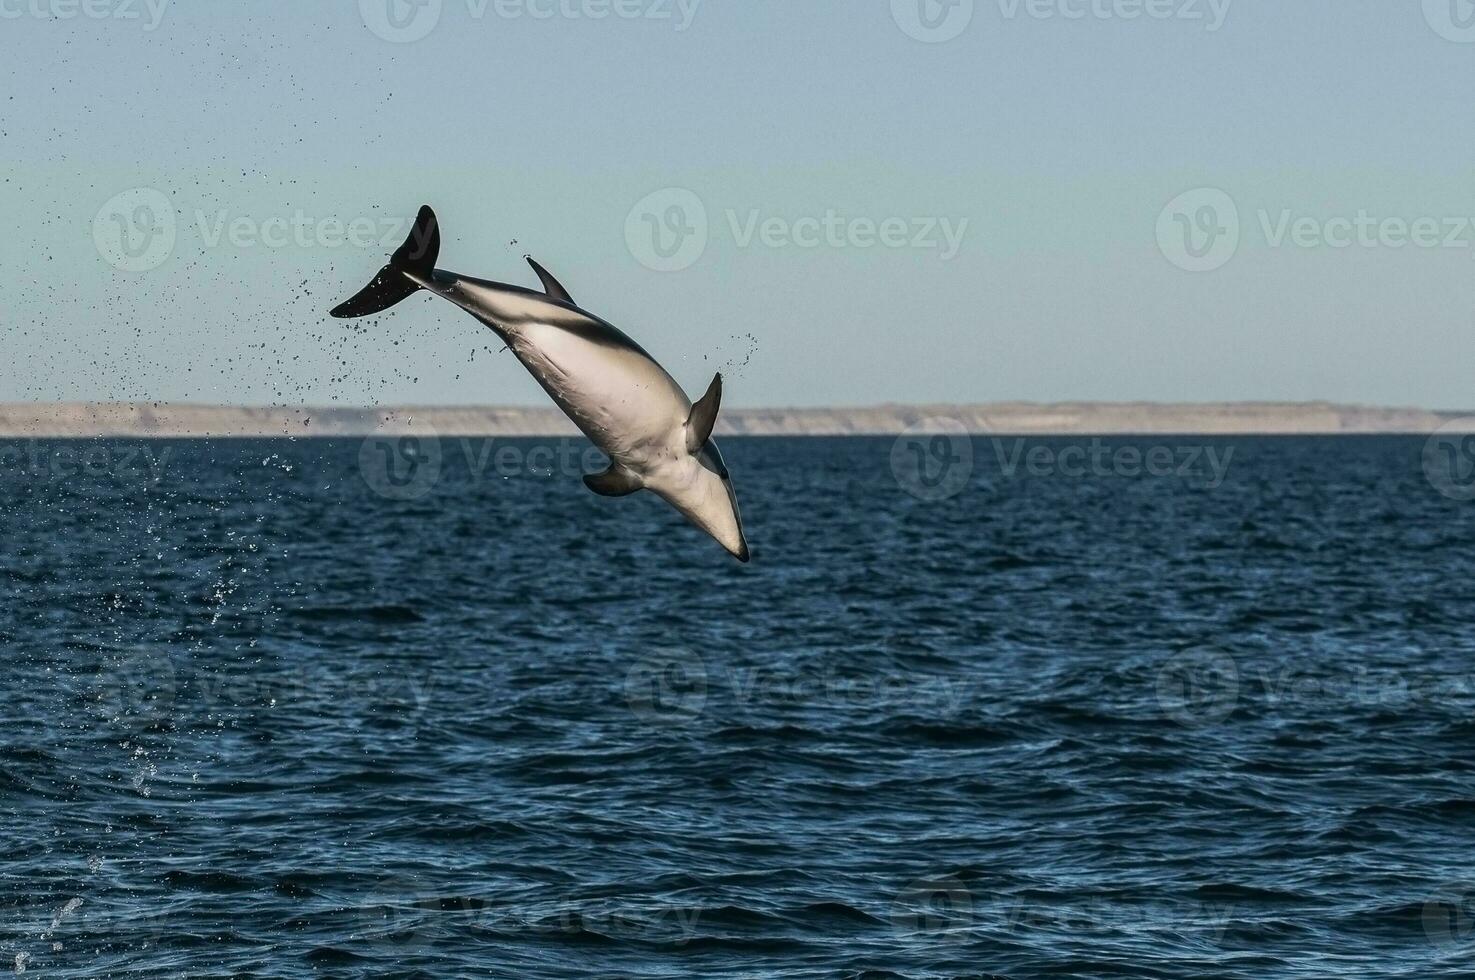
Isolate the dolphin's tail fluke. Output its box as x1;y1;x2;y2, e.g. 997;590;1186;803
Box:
330;205;440;318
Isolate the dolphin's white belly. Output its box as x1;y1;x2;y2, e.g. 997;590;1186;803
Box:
511;320;690;464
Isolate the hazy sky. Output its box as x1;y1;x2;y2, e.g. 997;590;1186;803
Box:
2;0;1472;408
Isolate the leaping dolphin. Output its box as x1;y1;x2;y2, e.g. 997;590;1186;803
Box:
330;206;750;562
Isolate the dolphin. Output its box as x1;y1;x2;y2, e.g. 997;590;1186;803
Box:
330;205;749;562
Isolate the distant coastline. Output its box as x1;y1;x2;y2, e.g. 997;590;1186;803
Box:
0;402;1469;438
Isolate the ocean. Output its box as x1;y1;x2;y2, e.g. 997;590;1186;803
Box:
2;434;1473;978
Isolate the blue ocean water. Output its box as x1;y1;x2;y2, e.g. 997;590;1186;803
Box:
2;434;1473;979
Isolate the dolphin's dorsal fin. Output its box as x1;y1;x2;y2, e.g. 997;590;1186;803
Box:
686;373;722;453
584;465;642;497
527;257;575;306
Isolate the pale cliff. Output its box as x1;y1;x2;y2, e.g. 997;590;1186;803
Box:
0;402;1467;438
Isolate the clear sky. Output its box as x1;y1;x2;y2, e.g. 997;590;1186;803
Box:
2;0;1472;409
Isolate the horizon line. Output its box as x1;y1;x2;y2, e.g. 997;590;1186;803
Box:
2;399;1471;414
0;400;1468;439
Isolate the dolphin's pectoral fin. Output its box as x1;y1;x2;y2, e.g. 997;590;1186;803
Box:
527;257;575;306
583;465;643;498
685;373;722;453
